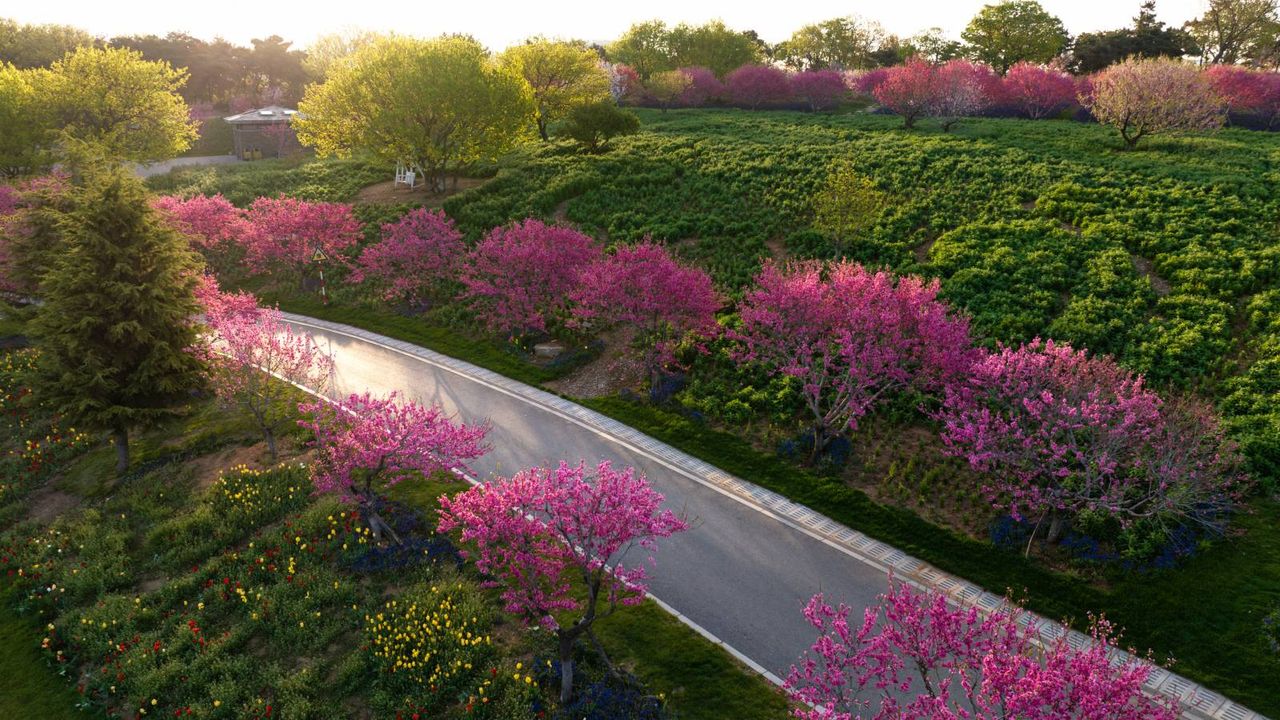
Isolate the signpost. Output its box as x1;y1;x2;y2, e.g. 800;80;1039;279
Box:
312;248;329;305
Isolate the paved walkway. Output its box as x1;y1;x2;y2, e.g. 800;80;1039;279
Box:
281;312;1263;720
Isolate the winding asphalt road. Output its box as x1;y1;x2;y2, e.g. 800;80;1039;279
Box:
281;313;1261;720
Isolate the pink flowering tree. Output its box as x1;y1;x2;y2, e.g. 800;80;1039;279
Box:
736;261;974;464
726;64;794;109
459;218;601;339
193;273;260;324
874;59;936;129
791;70;849;111
0;185;16;216
299;391;488;541
937;339;1244;549
1000;62;1077;119
1081;57;1224;148
852;68;890;96
572;242;720;394
243;195;363;276
198;282;334;460
1205;65;1280;127
609;63;641;104
678;66;726;106
930;59;995;131
437;460;688;703
785;579;1177;720
152;194;249;251
153;193;253;276
350;208;465;307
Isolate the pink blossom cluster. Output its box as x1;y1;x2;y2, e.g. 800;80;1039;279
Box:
874;58;994;129
152;193;251;251
437;460;688;629
459;218;602;337
1205;64;1280;127
736;260;974;455
785;579;1177;720
298;390;488;501
243;195;362;274
437;459;687;702
0;185;17;216
725;64;795;109
195;275;333;459
656;64;849;110
936;339;1244;537
572;241;720;379
350;208;465;305
153;193;363;276
678;66;726;106
998;62;1079;119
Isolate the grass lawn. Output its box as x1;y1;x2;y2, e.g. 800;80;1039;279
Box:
0;584;96;719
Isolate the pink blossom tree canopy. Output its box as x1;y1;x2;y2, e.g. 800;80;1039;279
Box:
350;208;465;305
437;460;688;703
609;63;641;103
198;281;333;459
874;58;935;129
572;241;719;390
1000;62;1077;119
936;339;1244;546
1081;57;1225;148
678;66;726;106
930;59;995;131
726;64;794;109
0;185;17;216
736;261;974;463
1205;65;1280;127
852;68;890;95
243;195;363;275
299;391;489;541
785;579;1177;720
791;70;849;111
459;218;601;338
152;193;250;251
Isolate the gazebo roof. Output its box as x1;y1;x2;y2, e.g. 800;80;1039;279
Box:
223;105;303;124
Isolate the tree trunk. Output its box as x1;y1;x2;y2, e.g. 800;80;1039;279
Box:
537;118;549;142
808;424;826;465
112;426;129;474
264;427;278;461
558;630;576;704
1046;511;1067;544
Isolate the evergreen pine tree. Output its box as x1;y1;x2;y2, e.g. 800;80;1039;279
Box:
31;164;205;473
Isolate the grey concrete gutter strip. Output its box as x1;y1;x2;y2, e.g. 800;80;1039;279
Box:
279;311;1265;720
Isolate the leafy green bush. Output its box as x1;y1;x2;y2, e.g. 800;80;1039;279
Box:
557;101;640;153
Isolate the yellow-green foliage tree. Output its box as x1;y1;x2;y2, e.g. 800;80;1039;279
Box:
499;38;611;141
296;35;534;193
608;20;673;79
812;165;892;241
645;69;692;111
0;62;49;177
40;46;196;162
303;29;384;81
0;18;97;68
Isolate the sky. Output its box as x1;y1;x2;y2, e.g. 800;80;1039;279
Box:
5;0;1212;51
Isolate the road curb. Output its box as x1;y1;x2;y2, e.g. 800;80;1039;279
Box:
281;311;1265;720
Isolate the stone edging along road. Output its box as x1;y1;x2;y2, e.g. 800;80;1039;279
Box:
280;312;1264;720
